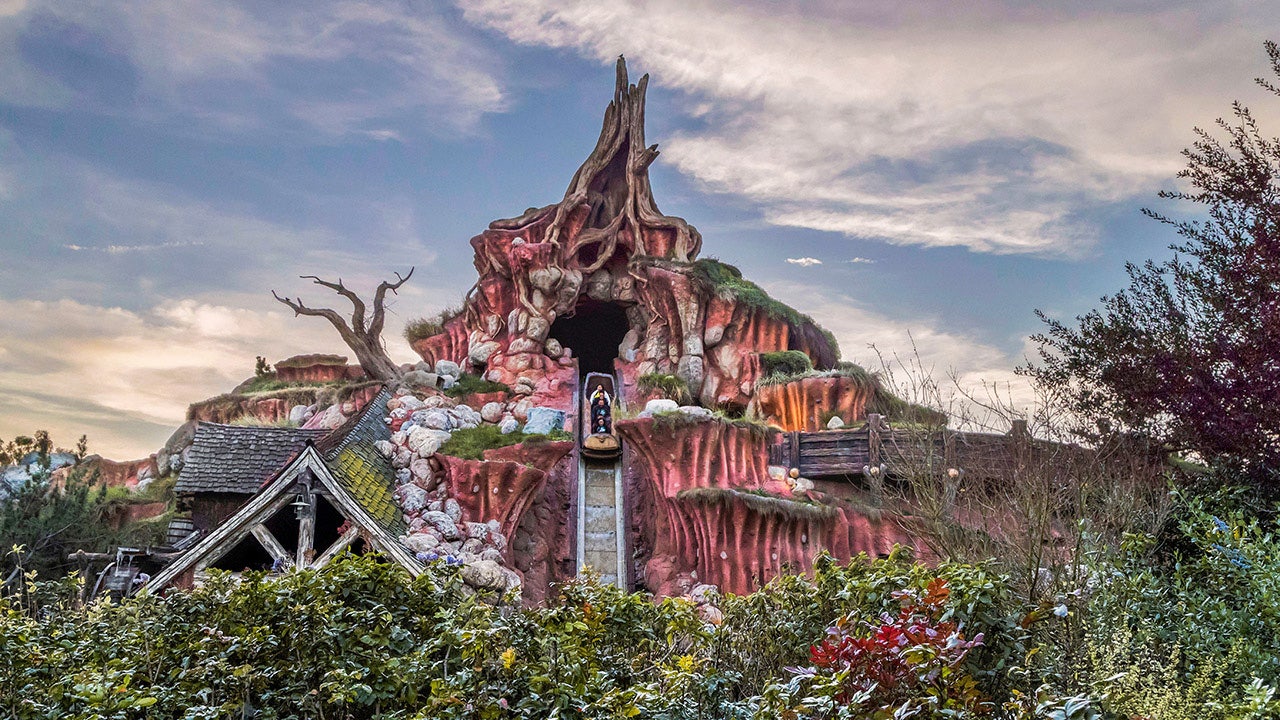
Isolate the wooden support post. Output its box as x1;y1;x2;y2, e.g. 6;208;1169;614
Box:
296;479;316;569
250;525;291;568
867;413;884;504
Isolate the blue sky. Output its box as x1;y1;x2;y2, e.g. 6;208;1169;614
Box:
2;0;1278;458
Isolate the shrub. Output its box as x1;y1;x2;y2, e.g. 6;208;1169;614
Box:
637;373;693;405
444;373;510;398
773;578;988;716
404;306;462;344
437;425;571;460
759;350;813;378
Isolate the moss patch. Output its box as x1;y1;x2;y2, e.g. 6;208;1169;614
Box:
637;373;693;405
444;374;511;398
437;425;572;460
759;350;813;377
404;306;463;344
677;487;837;521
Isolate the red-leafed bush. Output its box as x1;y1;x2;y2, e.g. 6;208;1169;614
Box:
794;578;990;716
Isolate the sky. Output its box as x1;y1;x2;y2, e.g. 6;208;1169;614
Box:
2;0;1279;459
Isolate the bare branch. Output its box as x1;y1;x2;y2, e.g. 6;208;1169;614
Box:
370;267;415;338
301;275;367;333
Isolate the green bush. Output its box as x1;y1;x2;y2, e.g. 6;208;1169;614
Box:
444;373;510;398
0;551;1030;719
759;350;813;377
404;306;462;344
637;373;693;405
437;425;571;460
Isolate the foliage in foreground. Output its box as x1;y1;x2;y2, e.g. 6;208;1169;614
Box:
1;551;1028;720
8;494;1280;719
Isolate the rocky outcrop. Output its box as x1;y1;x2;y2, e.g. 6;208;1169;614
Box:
751;374;878;432
408;59;838;417
273;354;365;383
618;415;921;596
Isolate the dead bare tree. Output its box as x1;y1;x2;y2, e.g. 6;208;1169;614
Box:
272;269;413;382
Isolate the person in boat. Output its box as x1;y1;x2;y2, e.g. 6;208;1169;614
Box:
592;394;611;433
589;383;612;406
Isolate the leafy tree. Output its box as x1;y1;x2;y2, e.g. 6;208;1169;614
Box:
1028;41;1280;486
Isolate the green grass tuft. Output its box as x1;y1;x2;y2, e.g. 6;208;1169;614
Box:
637;373;693;405
437;425;572;460
759;350;813;377
404;306;463;344
444;374;511;398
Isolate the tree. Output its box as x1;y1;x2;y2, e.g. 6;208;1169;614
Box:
1027;41;1280;485
272;269;413;382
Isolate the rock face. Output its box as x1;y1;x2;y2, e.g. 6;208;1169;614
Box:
751;374;879;432
273;354;365;383
617;415;921;597
407;59;838;416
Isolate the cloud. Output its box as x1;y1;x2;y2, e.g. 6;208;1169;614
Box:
846;257;875;264
64;240;204;254
0;296;431;458
786;257;822;267
3;1;507;136
462;0;1276;255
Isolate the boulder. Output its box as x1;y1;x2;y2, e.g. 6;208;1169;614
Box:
498;417;520;435
524;407;565;435
409;458;433;482
401;370;440;390
374;440;395;458
288;404;312;425
399;395;426;412
396;484;429;513
480;402;505;423
450;405;482;429
412;409;454;431
640;398;679;417
464;521;490;541
469;340;501;366
826;415;846;430
460;559;512;591
678;405;712;418
424;511;461;540
435;360;461;377
407;427;452;457
403;533;440;554
444;498;462;523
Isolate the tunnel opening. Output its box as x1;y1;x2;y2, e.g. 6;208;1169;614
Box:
549;298;631;376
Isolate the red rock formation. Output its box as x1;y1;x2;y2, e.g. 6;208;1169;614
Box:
438;441;573;550
618;415;925;596
752;375;878;432
407;59;838;415
274;353;362;383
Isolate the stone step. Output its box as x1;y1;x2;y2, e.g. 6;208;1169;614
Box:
584;548;617;572
585;483;616;506
584;507;617;533
584;531;617;551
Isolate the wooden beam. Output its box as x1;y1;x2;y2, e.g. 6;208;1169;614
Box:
250;524;292;568
296;514;315;568
312;525;362;569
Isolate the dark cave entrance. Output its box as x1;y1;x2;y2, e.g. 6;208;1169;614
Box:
549;298;631;376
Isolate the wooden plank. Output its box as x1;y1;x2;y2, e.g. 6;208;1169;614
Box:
296;515;314;568
250;524;292;567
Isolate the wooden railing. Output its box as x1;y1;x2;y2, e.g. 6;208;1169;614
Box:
769;414;1044;480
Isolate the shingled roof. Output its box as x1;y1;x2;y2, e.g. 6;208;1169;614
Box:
175;424;330;495
317;387;406;536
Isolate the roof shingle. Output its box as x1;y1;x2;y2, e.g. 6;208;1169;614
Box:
175;424;329;495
